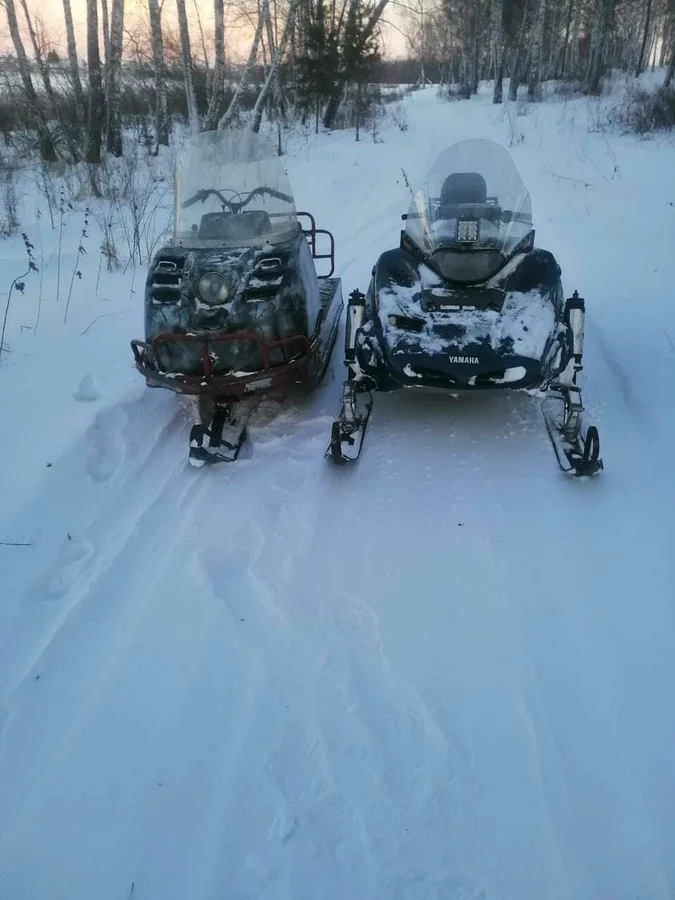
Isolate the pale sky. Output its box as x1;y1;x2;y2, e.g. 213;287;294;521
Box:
0;0;409;62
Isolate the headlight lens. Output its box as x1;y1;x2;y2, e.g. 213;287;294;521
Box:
197;272;231;305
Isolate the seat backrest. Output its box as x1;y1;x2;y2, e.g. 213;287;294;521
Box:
440;172;487;206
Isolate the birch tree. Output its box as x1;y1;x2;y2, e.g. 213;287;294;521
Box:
177;0;199;132
19;0;82;161
527;0;546;100
251;0;299;131
507;0;529;101
205;0;226;130
101;0;111;71
586;0;614;93
148;0;170;146
85;0;105;163
106;0;125;155
219;0;270;129
491;0;504;102
61;0;86;121
2;0;57;160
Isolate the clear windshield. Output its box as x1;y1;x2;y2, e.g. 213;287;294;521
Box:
405;139;533;283
175;130;298;248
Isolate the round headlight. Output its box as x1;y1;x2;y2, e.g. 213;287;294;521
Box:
197;272;231;305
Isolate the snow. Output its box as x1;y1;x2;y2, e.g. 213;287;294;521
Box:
73;373;102;402
1;79;675;900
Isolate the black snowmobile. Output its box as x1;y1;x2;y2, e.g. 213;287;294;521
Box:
328;139;602;477
131;130;343;466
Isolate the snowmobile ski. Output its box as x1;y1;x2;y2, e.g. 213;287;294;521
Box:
542;385;603;477
188;401;248;467
326;381;373;465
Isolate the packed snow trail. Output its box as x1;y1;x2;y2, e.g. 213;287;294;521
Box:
1;84;675;900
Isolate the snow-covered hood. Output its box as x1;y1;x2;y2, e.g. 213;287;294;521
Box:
376;255;557;363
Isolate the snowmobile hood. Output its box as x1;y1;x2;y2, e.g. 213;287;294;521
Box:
174;130;299;249
404;139;533;283
374;251;558;367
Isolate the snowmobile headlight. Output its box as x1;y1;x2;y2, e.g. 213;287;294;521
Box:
456;219;480;243
197;272;231;305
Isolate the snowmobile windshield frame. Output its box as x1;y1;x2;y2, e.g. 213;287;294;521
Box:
175;130;299;249
404;139;533;283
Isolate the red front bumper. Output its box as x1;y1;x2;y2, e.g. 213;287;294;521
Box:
131;330;314;397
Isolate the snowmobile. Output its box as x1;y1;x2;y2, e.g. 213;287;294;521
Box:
131;130;343;465
327;139;603;477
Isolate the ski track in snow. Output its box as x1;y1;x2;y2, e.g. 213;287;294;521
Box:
1;85;675;900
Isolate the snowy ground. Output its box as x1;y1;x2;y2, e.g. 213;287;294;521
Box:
1;81;675;900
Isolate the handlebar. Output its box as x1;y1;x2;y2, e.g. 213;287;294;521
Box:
181;186;294;213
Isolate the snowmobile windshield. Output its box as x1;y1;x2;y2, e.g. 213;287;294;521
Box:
175;130;299;248
405;139;533;283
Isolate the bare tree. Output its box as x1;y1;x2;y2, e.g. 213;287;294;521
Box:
148;0;170;146
251;0;299;132
106;0;125;155
85;0;105;163
205;0;226;130
508;0;530;100
636;0;653;75
2;0;57;160
491;0;504;102
586;0;614;93
61;0;86;121
19;0;82;161
101;0;111;69
219;0;270;129
176;0;199;132
527;0;546;99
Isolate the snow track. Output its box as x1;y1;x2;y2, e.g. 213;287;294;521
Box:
1;86;675;900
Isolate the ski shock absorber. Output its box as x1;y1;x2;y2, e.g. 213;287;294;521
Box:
345;289;366;362
566;290;585;364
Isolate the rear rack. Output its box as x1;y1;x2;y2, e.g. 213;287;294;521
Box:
297;211;335;278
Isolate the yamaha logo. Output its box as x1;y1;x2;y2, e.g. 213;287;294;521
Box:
448;355;479;364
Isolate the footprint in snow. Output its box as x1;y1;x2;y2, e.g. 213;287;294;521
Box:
431;873;497;900
23;536;94;605
86;406;128;483
0;705;8;749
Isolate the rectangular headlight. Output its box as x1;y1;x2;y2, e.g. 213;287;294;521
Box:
456;219;479;242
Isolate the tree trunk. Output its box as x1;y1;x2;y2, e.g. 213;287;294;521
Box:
19;0;82;161
586;0;613;94
559;0;575;78
250;0;298;132
86;0;105;163
176;0;199;132
491;0;503;102
666;36;675;87
219;0;269;129
106;0;125;156
61;0;86;121
192;0;210;79
508;0;529;100
148;0;170;146
569;0;580;75
527;0;546;100
101;0;111;70
635;0;652;77
205;0;225;130
2;0;56;160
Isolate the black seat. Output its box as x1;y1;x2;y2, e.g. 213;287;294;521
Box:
440;172;487;206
